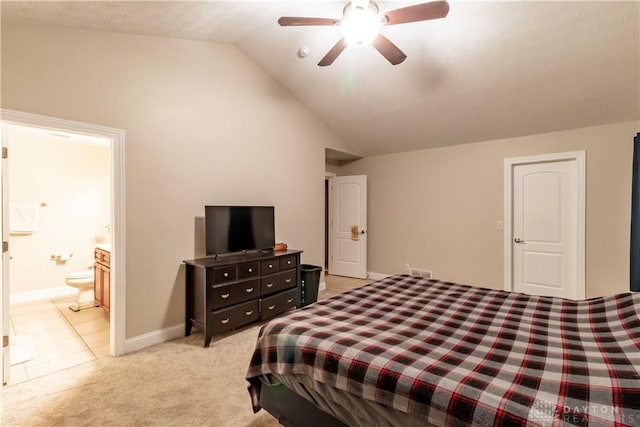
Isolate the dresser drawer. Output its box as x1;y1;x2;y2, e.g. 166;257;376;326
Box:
211;266;236;284
279;255;297;271
211;300;259;334
210;279;259;308
237;261;259;280
261;269;296;296
261;259;279;275
260;289;298;321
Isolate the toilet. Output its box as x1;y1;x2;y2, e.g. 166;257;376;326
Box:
66;270;95;312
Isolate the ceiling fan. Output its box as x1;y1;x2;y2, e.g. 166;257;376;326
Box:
278;0;450;66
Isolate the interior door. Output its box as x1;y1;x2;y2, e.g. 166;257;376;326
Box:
1;125;9;385
330;175;367;279
511;157;582;299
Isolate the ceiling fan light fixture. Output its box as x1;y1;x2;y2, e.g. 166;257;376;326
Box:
341;2;383;46
277;1;450;66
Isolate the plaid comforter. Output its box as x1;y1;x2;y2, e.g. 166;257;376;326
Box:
246;275;640;427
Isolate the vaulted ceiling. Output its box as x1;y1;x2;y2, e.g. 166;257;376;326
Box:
2;1;639;156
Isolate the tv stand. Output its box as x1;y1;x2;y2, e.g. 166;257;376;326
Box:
184;249;302;347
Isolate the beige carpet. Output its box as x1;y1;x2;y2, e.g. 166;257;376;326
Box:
1;275;371;427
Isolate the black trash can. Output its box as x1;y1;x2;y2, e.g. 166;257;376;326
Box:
300;264;322;307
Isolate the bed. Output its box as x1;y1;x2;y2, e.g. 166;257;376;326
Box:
246;274;640;427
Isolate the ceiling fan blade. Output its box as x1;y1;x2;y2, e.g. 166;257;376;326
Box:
372;34;407;65
384;1;450;25
278;16;339;26
318;38;348;66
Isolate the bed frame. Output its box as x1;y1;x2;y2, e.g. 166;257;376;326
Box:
259;382;348;427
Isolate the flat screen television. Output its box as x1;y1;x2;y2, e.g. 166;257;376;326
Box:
205;206;275;256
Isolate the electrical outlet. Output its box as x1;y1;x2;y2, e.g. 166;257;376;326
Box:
410;268;433;279
404;263;410;270
497;221;504;231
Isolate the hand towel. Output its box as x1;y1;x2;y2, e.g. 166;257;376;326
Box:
10;202;40;234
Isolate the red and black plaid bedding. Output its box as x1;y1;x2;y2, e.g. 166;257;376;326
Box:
246;274;640;427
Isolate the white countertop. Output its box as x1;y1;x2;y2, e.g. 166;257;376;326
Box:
95;243;111;253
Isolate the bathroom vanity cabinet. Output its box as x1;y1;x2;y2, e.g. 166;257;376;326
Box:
94;247;111;313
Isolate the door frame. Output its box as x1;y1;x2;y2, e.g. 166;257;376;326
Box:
0;108;126;363
503;151;586;298
325;172;336;275
1;126;9;383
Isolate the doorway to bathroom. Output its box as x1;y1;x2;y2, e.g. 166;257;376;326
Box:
0;109;126;386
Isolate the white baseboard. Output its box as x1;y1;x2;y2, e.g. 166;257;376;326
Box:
10;286;77;304
367;272;390;281
123;280;343;354
125;323;185;354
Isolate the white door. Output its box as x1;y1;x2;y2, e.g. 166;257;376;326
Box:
1;126;9;384
505;152;585;299
330;175;367;278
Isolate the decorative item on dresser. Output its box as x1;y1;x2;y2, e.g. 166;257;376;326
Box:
184;250;302;347
94;246;111;313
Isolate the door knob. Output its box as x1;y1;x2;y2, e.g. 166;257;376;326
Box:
514;238;525;244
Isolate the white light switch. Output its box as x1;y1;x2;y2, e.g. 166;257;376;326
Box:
497;221;504;231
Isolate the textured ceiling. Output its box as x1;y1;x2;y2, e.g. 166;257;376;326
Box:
2;1;639;156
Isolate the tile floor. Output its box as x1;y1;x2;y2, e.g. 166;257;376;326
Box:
8;295;110;385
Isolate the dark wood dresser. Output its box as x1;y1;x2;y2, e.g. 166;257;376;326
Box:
184;250;302;347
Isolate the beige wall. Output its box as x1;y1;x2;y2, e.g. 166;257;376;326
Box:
338;121;639;297
325;162;341;175
1;24;356;338
8;130;110;295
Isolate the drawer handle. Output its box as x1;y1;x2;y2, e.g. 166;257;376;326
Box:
245;310;253;316
268;264;273;268
221;318;230;324
245;287;254;293
221;293;230;299
287;260;291;265
266;283;274;288
285;279;292;283
287;298;294;303
268;305;276;310
248;268;253;273
223;272;229;278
